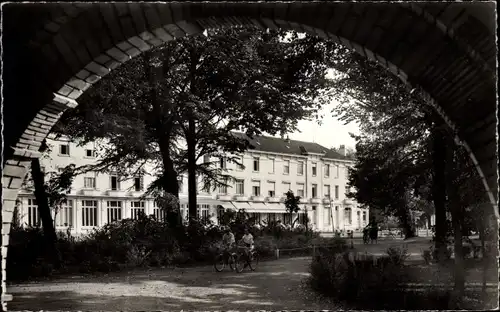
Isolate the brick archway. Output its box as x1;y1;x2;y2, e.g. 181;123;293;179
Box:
1;2;496;308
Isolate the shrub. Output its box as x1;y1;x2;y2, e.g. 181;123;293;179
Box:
310;250;408;302
386;246;410;265
422;249;432;264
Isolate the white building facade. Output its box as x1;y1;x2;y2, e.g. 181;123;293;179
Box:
16;134;368;236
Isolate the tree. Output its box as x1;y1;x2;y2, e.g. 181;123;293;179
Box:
284;190;301;227
325;45;449;241
55;27;338;225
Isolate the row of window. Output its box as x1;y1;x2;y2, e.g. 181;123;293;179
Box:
224;180;350;199
83;175;144;191
58;143;95;158
323;206;367;227
22;199;209;228
217;156;349;179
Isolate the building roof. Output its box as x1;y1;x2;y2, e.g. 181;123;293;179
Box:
231;132;351;161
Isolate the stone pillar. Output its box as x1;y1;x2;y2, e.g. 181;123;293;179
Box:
2;155;34;310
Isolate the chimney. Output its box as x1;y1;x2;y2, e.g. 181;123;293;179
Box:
339;144;346;156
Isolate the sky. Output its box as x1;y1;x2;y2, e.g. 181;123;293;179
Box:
287;101;360;150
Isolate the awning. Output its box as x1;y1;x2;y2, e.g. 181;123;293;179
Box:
231;201;253;211
178;196;223;206
227;202;287;213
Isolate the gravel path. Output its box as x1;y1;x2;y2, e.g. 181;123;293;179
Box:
8;257;342;311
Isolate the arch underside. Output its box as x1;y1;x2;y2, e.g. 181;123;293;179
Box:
1;2;497;308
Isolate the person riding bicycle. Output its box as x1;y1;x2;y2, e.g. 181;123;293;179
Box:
239;228;255;262
221;226;236;258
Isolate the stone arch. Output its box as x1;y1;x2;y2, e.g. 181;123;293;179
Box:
1;2;497;308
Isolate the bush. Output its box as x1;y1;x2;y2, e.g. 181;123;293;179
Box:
7;213;323;282
309;250;408;302
422;249;432;264
386;246;410;265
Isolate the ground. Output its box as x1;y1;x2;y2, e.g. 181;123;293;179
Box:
9;257;341;311
8;237;497;311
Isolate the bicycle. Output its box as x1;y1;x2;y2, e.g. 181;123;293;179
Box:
234;246;259;273
214;248;237;272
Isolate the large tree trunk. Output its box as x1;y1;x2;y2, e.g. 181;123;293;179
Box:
431;125;448;262
187;115;198;223
158;136;181;228
31;158;61;269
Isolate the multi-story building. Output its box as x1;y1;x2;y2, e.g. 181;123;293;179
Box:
16;133;368;235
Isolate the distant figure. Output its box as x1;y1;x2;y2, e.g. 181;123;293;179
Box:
369;221;378;244
363;225;370;244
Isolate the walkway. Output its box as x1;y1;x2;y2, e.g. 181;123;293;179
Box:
8;257;341;311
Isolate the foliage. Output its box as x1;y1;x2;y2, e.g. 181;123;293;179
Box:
309;251;408;302
308;250;492;309
7;213;320;282
386;246;410;265
53;27;340;218
284;190;301;214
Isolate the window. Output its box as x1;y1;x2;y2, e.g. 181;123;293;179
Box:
297;183;305;197
345;185;350;196
283;160;290;174
152;201;165;222
85;149;95;157
217;206;225;223
107;201;122;223
134;176;144;191
362;211;367;223
345;208;352;225
335;165;339;178
197;204;210;221
203;154;210;164
253;157;260;172
237;156;244;170
82;200;98;227
59;144;70;156
298;213;308;225
312;184;318;198
84;176;96;189
130;201;145;220
312;163;317;176
55;200;73;227
324;185;331;198
252;180;261;196
324;206;332;225
345;166;350;179
235;179;244;195
335;185;339;199
282;182;291;195
27;198;40;227
269;158;275;173
219;183;228;194
251;213;262;225
324;164;330;177
110;174;120;190
220;157;227;169
283;213;292;225
268;181;276;197
267;213;277;223
57;167;64;173
297;161;304;175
